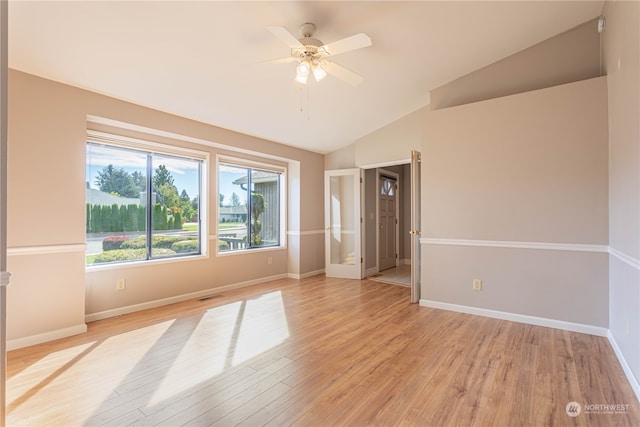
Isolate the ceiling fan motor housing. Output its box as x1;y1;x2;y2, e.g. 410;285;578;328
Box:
294;41;325;61
295;23;327;58
299;23;317;38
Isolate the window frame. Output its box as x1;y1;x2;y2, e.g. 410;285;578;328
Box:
86;131;209;269
216;154;286;255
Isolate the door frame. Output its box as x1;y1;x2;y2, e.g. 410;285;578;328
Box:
376;168;400;273
359;152;420;303
410;150;421;303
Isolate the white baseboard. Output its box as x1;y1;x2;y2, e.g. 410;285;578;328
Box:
401;258;411;265
287;269;325;279
86;273;288;323
8;323;88;351
419;299;608;337
607;330;640;402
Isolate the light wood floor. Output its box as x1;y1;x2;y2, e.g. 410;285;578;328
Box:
7;275;640;426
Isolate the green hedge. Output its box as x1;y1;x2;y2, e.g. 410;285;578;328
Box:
86;202;183;233
172;240;198;253
114;235;197;251
92;248;176;264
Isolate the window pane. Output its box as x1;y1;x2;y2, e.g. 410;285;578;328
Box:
218;163;281;253
250;170;279;248
151;154;201;258
218;165;249;252
86;143;148;265
87;142;202;266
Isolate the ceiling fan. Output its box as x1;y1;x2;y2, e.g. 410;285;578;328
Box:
266;23;372;86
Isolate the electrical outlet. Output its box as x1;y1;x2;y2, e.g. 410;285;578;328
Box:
267;257;273;265
116;279;126;291
472;279;482;291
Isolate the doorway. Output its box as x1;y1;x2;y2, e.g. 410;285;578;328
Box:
378;170;399;272
362;164;411;286
323;151;421;302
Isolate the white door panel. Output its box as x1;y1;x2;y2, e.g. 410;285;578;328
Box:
325;169;363;279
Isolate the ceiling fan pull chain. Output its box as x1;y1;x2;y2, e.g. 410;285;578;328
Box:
307;85;310;121
299;87;304;113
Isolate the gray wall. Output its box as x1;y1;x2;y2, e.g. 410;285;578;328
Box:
602;0;640;387
430;18;602;109
421;77;609;327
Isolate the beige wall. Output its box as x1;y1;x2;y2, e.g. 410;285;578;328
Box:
422;77;609;327
602;0;640;386
325;143;355;171
7;70;324;348
355;108;424;168
430;18;602;110
325;107;425;171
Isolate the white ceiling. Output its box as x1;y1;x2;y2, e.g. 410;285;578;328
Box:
9;1;604;154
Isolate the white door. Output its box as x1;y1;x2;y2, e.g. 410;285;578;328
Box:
324;169;363;279
378;173;398;271
410;150;421;303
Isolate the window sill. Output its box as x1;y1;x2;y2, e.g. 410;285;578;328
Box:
216;245;286;257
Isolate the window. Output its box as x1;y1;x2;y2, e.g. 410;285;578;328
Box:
86;141;203;266
218;161;282;253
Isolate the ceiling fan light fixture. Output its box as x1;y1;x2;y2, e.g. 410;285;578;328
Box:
295;60;310;84
312;63;327;82
295;72;309;85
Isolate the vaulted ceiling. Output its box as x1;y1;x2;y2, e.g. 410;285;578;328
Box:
9;1;604;153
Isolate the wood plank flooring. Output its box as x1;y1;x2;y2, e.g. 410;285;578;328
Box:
7;275;640;426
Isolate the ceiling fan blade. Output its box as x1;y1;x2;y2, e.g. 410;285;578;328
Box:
261;57;298;65
320;33;372;56
323;61;364;86
267;26;304;49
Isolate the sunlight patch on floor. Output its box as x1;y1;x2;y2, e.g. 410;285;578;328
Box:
231;291;290;366
7;320;175;425
146;301;243;406
147;291;290;408
7;341;97;402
